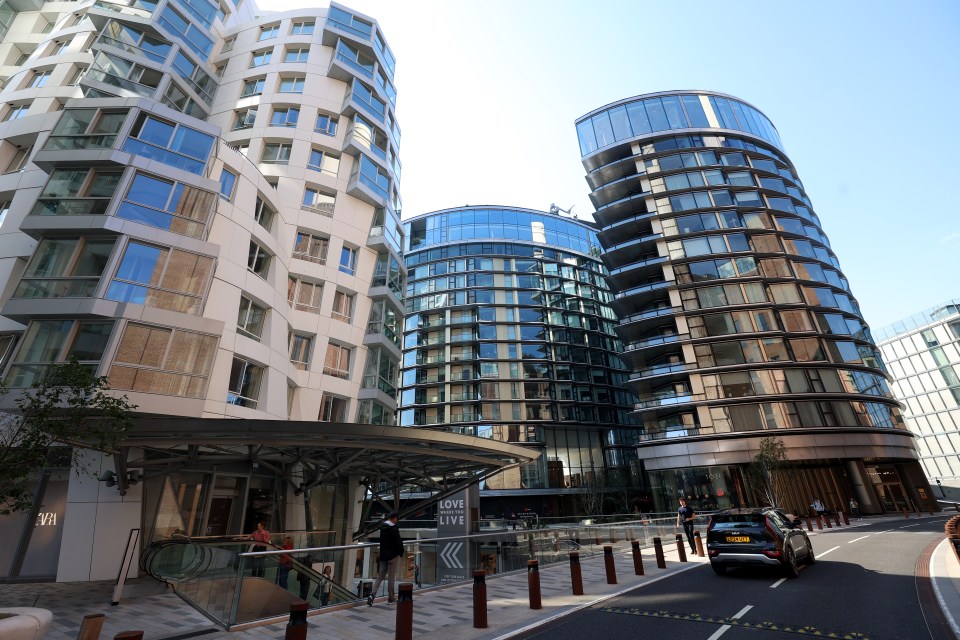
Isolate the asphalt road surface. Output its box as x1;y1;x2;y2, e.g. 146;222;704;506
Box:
516;516;952;640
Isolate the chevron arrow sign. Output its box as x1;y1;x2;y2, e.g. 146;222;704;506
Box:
440;542;464;569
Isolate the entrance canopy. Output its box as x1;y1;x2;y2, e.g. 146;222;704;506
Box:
117;417;536;535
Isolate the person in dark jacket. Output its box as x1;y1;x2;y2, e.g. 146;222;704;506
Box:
368;512;403;605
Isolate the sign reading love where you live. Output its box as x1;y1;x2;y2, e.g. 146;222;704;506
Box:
435;486;479;583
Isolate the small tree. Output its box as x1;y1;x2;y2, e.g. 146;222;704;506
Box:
747;436;787;508
0;357;136;516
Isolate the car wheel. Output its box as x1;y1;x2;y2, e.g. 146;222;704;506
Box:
784;547;800;578
806;546;816;565
711;562;726;576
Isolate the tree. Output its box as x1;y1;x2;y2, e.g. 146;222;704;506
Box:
746;436;788;508
0;357;137;516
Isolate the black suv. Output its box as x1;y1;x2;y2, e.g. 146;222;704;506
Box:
706;508;814;577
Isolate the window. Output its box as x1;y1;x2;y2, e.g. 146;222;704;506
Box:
227;357;263;408
289;331;312;370
287;276;322;313
110;323;218;399
323;343;351;379
233;107;257;129
284;47;309;62
3;103;30;122
328;7;372;38
14;237;114;299
293;231;328;264
122;113;215;175
221;36;235;52
307;148;340;176
28;70;51;88
4;146;31;173
250;48;272;67
291;20;314;35
6;320;113;387
339;246;357;275
107;241;214;314
241;77;265;96
237;295;266;339
50;40;68;56
169;51;215;107
247;241;270;279
270;106;299;127
31;167;121;216
302;187;335;215
161;84;203;119
158;6;213;59
253;195;275;230
261;143;292;164
219;168;237;200
258;23;279;40
117;171;216;239
331;290;354;322
67;65;87;85
0;202;9;228
318;393;347;422
354;154;390;201
43;108;128;151
278;76;305;93
315;113;337;136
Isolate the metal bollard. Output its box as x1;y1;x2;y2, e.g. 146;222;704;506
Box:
603;545;617;584
595;532;602;546
285;600;308;640
473;570;488;629
631;540;644;575
903;507;910;519
113;633;143;640
823;514;832;529
610;528;617;544
815;515;823;530
674;534;687;562
834;511;841;527
77;614;105;640
955;504;959;513
805;517;813;532
841;511;850;526
694;530;705;557
527;560;542;609
396;583;414;640
653;537;666;569
569;552;584;595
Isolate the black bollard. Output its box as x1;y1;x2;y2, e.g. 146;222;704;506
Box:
631;540;644;575
396;583;413;640
653;537;666;569
285;600;308;640
569;552;584;595
694;530;705;557
604;545;617;584
473;570;488;629
528;560;542;609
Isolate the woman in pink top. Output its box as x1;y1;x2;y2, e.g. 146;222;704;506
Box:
249;521;271;577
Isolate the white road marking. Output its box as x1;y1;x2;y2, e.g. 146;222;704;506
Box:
817;545;841;557
848;535;870;544
707;605;752;640
770;578;787;589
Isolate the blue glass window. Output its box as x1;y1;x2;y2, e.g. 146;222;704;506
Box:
644;98;669;130
608;105;632;139
122;113;214;175
681;95;709;128
159;6;212;59
591;112;614;149
219;168;236;200
626;102;651;135
661;95;687;129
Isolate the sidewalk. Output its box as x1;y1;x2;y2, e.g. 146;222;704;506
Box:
1;514;953;640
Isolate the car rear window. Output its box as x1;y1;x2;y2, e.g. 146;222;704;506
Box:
711;514;765;530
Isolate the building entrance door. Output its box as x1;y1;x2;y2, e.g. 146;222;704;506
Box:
206;496;234;536
877;482;908;513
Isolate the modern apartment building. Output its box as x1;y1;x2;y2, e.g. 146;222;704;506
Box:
575;90;931;516
400;206;640;517
0;0;532;583
876;300;960;496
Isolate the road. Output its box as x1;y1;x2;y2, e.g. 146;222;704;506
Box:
517;516;953;640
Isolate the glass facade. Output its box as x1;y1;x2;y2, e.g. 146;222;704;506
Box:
401;207;638;505
578;91;926;516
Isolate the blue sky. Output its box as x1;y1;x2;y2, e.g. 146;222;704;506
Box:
268;0;960;329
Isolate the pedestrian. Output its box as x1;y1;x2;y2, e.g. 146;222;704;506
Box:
277;536;293;589
297;554;313;600
368;512;403;606
849;498;861;521
810;498;826;523
314;565;333;606
248;521;271;577
677;498;696;553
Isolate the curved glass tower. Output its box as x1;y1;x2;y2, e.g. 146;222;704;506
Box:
401;206;638;515
576;91;931;515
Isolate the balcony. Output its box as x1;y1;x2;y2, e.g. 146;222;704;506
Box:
13;278;100;299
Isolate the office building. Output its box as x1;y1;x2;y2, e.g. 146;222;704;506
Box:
876;300;960;497
400;206;639;517
575;90;931;515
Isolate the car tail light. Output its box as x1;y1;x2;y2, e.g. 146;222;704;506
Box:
708;548;719;556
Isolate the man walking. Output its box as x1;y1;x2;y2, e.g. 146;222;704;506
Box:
368;512;403;606
677;498;696;553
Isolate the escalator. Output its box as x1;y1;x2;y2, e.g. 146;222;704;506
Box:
141;537;360;628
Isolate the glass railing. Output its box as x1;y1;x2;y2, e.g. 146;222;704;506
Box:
43;134;117;151
84;68;158;98
122;138;206;175
13;278;100;299
625;334;679;351
93;0;154;19
335;50;374;79
30;198;111;216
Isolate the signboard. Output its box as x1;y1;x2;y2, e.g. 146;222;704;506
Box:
436;487;477;583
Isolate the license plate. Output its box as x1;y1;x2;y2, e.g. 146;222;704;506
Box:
725;536;750;543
